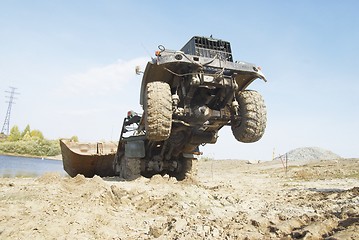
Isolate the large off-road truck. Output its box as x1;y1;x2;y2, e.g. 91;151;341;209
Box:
60;36;267;180
113;36;267;180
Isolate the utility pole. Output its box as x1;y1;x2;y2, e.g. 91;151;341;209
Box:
1;87;19;135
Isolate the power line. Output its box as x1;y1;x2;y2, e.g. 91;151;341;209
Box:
1;87;20;135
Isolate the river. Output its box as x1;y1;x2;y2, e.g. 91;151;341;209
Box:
0;155;66;177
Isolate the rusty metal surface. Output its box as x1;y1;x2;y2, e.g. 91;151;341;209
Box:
60;139;117;178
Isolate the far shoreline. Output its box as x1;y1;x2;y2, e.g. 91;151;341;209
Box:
0;152;62;161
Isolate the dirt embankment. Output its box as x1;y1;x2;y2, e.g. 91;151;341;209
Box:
0;159;358;239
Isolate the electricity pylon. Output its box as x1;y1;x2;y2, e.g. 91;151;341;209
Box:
1;87;19;135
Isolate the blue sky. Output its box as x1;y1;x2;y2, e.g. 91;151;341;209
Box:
0;1;358;160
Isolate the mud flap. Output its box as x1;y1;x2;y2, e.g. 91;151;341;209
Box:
125;140;145;158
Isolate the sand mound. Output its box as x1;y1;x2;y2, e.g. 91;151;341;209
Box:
277;147;341;163
36;172;62;183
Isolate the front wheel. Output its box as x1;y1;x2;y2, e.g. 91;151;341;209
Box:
144;81;172;141
231;90;267;143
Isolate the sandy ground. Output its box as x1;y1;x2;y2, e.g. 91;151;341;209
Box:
0;159;358;240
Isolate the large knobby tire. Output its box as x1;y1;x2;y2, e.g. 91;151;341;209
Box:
120;156;141;180
145;81;172;141
231;90;267;143
176;158;198;181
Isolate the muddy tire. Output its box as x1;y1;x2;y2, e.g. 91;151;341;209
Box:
120;156;141;180
231;90;266;143
176;158;198;181
145;81;172;141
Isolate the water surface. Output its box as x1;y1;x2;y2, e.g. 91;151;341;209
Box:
0;155;66;177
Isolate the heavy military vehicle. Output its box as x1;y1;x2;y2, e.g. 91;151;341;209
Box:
61;36;267;180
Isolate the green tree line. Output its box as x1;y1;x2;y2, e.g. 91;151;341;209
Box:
0;125;72;157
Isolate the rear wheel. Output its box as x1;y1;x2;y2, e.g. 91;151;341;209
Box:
231;90;266;143
175;157;198;181
144;81;172;141
120;156;141;180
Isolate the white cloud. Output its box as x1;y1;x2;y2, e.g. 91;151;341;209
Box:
62;57;148;96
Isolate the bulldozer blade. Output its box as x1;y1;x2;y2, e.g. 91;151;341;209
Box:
60;139;117;178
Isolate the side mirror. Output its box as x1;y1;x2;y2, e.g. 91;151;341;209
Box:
135;66;143;75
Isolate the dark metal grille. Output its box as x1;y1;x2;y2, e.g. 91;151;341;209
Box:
181;36;233;62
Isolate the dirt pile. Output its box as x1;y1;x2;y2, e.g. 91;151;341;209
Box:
0;159;358;239
276;147;341;164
